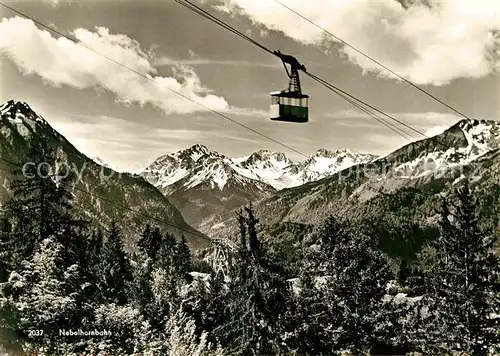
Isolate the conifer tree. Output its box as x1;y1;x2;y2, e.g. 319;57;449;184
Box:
145;230;184;331
174;235;192;277
0;139;92;346
130;225;157;314
195;271;228;342
285;260;331;355
138;224;162;261
156;232;178;270
1;237;78;349
99;221;132;305
305;216;394;354
129;252;154;314
216;206;290;355
421;184;500;354
0;217;11;283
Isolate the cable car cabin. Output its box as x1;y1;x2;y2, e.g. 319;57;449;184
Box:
270;91;309;123
270;50;309;123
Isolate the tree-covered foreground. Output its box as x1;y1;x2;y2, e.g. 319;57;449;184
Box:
0;142;499;355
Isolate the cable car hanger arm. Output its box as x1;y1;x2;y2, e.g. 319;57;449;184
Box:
272;50;307;73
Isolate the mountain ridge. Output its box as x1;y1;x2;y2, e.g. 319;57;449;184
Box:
205;118;500;237
142;144;377;192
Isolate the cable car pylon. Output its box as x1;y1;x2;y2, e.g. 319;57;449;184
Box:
270;50;309;123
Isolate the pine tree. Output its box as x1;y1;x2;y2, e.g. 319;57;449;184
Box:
215;206;290;355
0;217;11;283
138;224;162;261
421;183;500;354
284;259;332;355
0;139;92;350
195;271;228;343
146;231;184;331
174;235;192;277
99;221;132;305
129;252;154;315
304;216;395;354
149;261;182;331
157;232;178;270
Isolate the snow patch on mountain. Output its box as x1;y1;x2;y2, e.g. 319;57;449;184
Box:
92;156;109;167
241;149;377;190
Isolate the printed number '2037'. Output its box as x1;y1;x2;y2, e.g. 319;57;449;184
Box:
27;330;43;337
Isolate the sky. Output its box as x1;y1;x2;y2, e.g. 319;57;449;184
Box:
1;0;499;172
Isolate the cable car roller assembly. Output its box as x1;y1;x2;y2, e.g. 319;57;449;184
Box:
270;50;309;123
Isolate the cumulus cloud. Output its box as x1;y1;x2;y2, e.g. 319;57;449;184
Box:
153;56;279;68
216;0;500;85
0;16;229;115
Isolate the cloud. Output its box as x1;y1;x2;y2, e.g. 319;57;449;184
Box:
425;125;448;137
49;111;263;172
153;56;279;69
322;109;462;146
0;16;229;115
50;113;210;171
216;0;500;85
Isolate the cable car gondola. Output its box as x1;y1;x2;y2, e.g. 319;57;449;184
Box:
270;50;309;123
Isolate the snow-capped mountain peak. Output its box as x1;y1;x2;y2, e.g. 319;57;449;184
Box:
176;144;212;162
143;145;258;192
384;119;500;179
1;100;40;118
275;149;377;187
240;150;292;171
142;145;378;193
0;100;50;140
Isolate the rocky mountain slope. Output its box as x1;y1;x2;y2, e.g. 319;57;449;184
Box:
0;100;208;249
207;119;500;238
141;145;375;231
